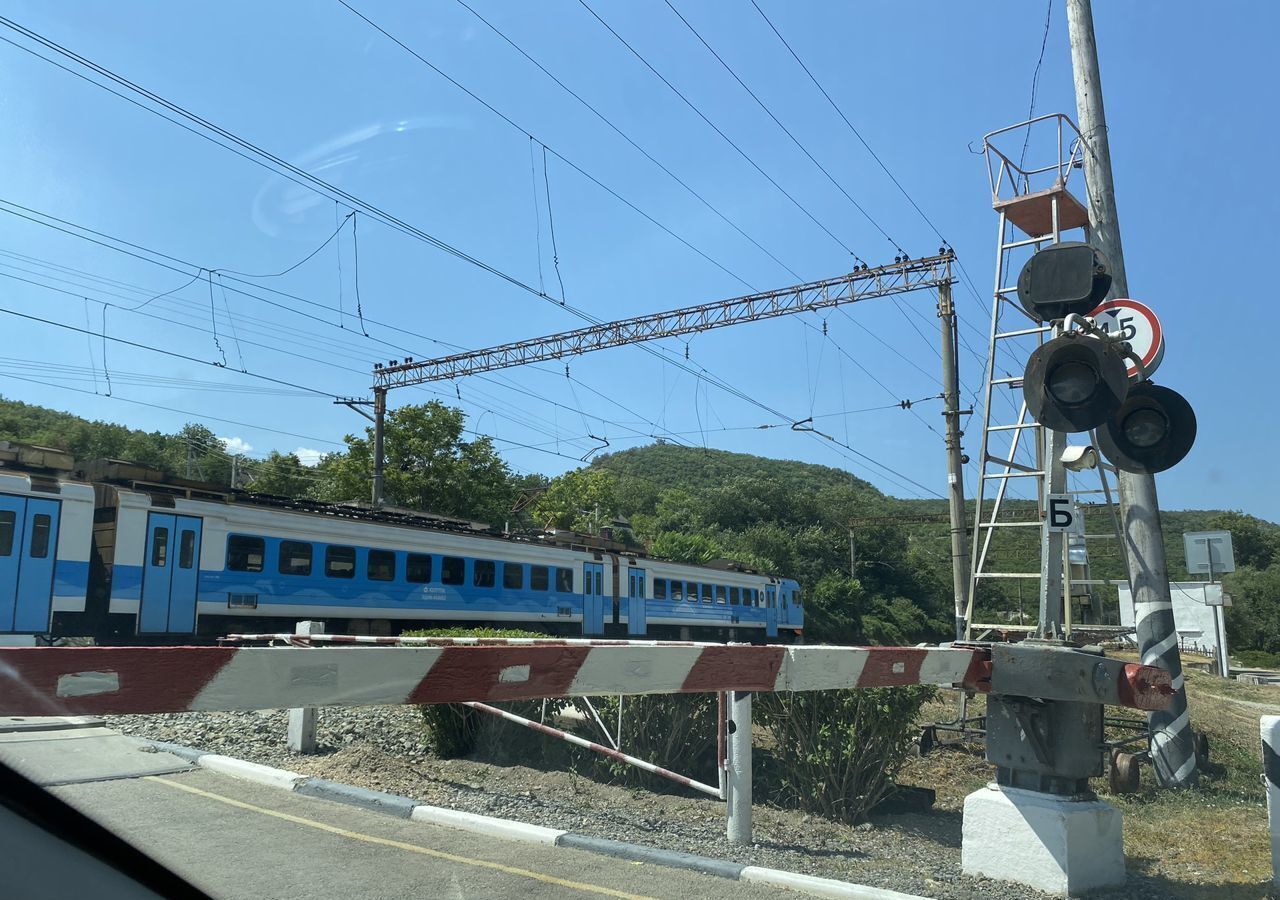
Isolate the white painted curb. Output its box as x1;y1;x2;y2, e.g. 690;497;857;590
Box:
196;754;306;791
410;804;566;846
740;866;930;900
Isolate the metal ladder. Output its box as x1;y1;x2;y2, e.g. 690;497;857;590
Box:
963;113;1131;643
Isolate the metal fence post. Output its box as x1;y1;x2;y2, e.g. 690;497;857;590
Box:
726;690;752;844
287;620;324;753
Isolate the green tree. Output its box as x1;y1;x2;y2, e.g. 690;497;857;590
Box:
1208;511;1280;570
249;451;314;497
313;401;512;523
650;531;721;563
528;468;618;531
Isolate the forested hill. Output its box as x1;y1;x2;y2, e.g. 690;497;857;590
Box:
5;395;1280;649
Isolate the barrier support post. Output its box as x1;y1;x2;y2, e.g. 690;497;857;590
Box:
287;621;324;753
726;690;752;845
1263;716;1280;888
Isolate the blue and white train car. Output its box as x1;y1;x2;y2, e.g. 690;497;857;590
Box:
90;467;802;641
0;444;94;643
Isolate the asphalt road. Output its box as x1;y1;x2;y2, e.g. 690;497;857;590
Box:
53;768;794;900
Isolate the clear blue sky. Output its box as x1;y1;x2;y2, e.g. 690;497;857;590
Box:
0;1;1275;519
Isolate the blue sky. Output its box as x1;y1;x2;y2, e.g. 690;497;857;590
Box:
0;1;1276;520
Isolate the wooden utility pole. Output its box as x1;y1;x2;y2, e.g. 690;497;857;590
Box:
938;281;972;640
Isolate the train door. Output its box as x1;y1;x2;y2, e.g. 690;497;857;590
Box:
627;567;646;636
139;513;203;634
582;561;605;635
0;495;60;633
765;585;778;638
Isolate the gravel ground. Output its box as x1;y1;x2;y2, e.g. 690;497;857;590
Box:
107;707;1184;900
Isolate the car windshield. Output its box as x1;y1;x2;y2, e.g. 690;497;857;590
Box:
0;3;1271;899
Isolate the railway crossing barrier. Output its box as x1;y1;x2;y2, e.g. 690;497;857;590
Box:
0;638;1172;895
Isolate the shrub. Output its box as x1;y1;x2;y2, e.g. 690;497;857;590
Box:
407;627;552;760
755;685;934;823
583;693;719;789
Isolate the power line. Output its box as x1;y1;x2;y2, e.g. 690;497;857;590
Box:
662;0;900;254
332;1;758;293
453;0;803;282
1019;0;1055;172
573;0;861;262
0;17;943;499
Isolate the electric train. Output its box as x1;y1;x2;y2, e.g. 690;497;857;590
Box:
0;446;802;644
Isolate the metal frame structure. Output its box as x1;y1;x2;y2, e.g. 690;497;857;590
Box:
963;113;1131;644
372;255;954;389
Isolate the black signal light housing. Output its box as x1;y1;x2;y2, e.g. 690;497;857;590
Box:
1096;382;1197;475
1016;241;1113;322
1023;332;1130;433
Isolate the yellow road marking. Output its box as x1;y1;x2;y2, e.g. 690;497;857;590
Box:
147;776;653;899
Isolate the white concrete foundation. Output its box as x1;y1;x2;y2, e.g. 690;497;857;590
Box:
287;620;324;754
962;784;1125;896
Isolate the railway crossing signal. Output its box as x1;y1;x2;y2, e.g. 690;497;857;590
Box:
1017;242;1196;475
1096;381;1197;475
1015;240;1112;322
1022;331;1130;433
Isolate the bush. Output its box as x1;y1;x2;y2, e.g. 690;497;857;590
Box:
583;693;719;789
407;627;552;760
755;686;934;823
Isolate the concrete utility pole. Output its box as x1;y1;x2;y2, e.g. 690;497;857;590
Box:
372;387;387;508
938;281;972;640
1066;0;1197;786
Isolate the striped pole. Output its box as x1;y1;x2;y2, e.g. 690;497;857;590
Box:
1263;716;1280;888
1133;585;1197;786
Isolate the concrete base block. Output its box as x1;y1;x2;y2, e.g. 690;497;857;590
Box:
287;706;317;754
962;784;1125;896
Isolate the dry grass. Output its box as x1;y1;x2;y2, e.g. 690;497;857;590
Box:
900;657;1280;897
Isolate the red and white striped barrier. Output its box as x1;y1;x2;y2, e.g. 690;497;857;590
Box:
0;643;986;716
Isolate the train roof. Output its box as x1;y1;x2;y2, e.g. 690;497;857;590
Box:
0;453;781;579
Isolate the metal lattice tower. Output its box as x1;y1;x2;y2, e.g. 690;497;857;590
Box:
964;114;1131;642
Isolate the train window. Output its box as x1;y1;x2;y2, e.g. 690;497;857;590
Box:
715;585;726;604
325;545;356;578
686;581;697;602
670;580;682;601
794;590;802;607
530;565;549;591
0;510;14;556
30;514;52;559
179;530;197;569
278;541;312;576
149;526;167;567
555;568;573;593
406;553;432;583
503;563;523;590
729;587;739;605
474;560;496;588
441;556;465;585
227;535;264;572
654;579;667;600
368;549;395;582
701;583;713;603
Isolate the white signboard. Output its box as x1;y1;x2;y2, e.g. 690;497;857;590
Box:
1046;494;1077;533
1086;298;1165;380
1184;530;1236;576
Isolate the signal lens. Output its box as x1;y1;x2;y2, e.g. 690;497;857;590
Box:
1046;360;1099;405
1122;407;1169;448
